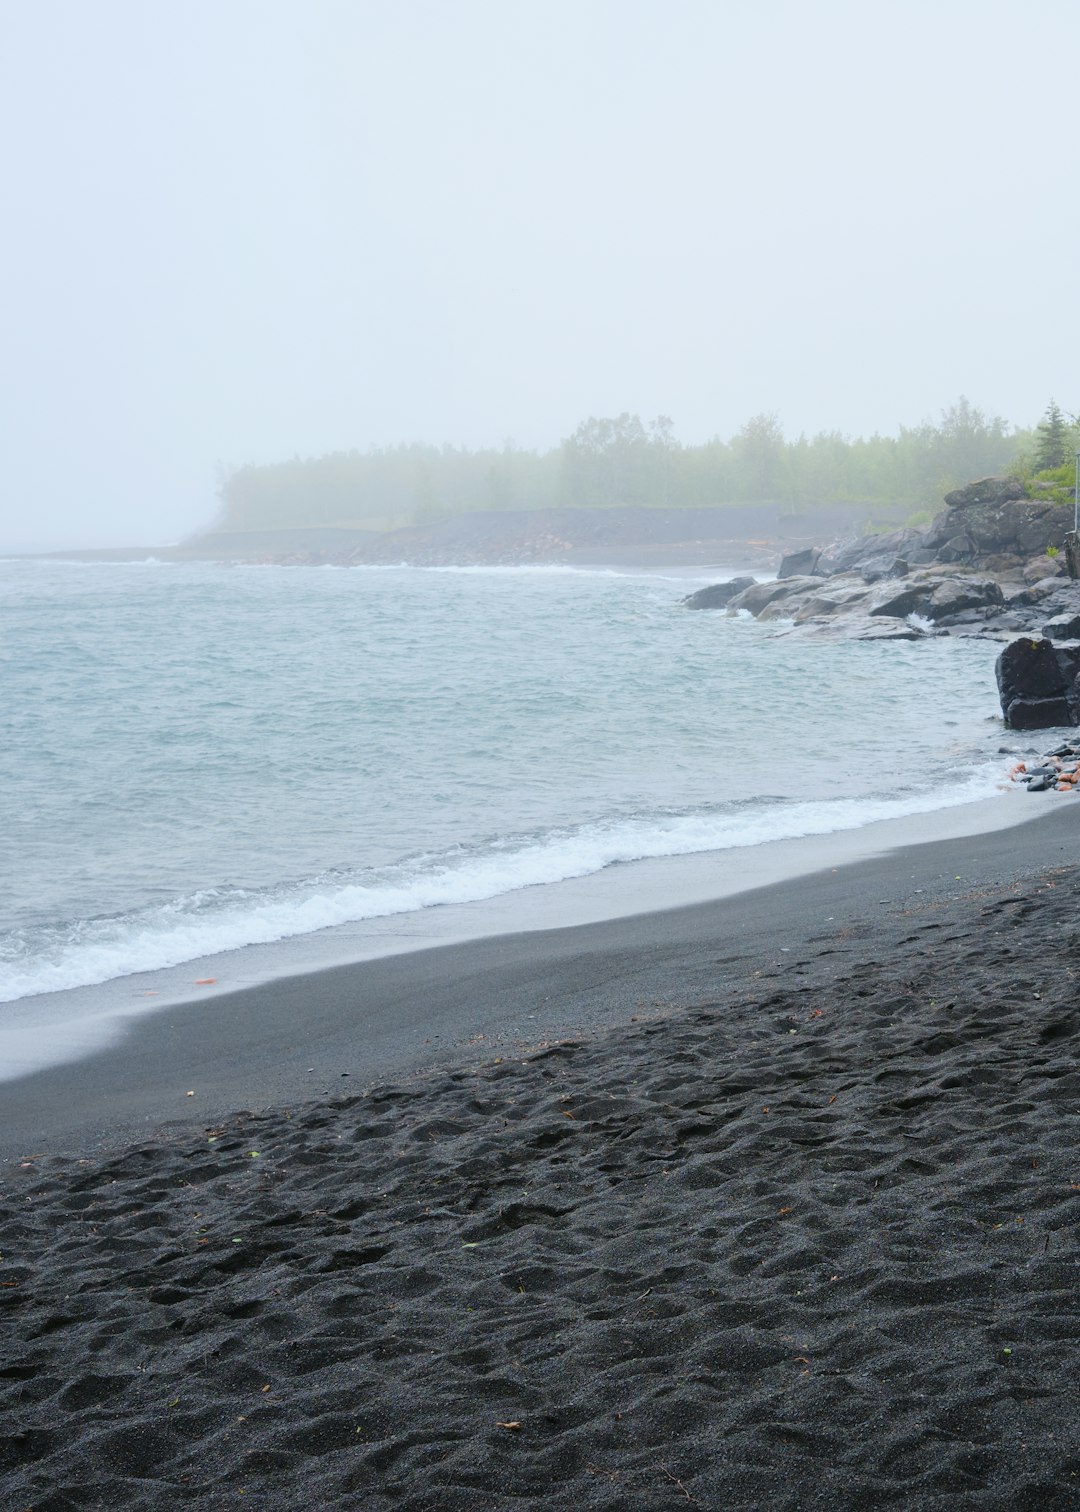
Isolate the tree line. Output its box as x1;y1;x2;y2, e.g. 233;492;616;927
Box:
215;399;1077;534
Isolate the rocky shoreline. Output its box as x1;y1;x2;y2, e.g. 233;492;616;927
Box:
685;476;1080;645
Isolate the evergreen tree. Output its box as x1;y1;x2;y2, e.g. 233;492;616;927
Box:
1034;400;1070;471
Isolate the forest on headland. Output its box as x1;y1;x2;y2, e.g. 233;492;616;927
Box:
216;400;1079;536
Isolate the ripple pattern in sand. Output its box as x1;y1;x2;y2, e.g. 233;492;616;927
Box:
2;876;1080;1509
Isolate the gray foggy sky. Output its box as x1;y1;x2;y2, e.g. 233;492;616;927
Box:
2;0;1077;550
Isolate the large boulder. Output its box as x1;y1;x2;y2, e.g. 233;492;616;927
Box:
858;571;1003;622
996;636;1080;730
936;534;975;565
682;576;755;610
776;547;825;579
726;576;820;616
1026;555;1064;582
1042;612;1080;640
922;576;1005;621
790;583;873;623
816;527;922;579
943;476;1027;508
923;497;1070;566
865;580;937;619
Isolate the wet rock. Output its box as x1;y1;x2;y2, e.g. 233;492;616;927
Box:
682;576;756;610
982;553;1025;575
873;572;1010;626
790;584;873;623
1026;772;1059;790
776;548;824;579
936;534;974;564
943;476;1027;509
816;528;921;579
707;471;1080;641
1006;697;1074;731
1020;582;1080;622
996;636;1080;730
921;492;1069;568
726;576;820;616
848;618;927;641
864;578;937;618
1042;612;1080;640
1009;581;1056;605
1009;739;1080;792
923;577;1005;621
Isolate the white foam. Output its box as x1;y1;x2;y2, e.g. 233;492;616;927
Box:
0;763;1013;1004
348;562;741;584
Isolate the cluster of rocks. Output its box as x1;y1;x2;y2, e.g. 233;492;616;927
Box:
1007;740;1080;792
779;475;1072;581
684;476;1080;644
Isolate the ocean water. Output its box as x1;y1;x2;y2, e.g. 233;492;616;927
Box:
1;558;1015;1008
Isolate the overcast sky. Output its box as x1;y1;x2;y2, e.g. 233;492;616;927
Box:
2;0;1077;550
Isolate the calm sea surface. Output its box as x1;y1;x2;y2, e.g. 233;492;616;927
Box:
1;559;1011;1004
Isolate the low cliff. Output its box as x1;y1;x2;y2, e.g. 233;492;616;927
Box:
684;477;1079;643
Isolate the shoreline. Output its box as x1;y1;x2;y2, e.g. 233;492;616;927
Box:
0;787;1046;1090
4;801;1080;1506
3;798;1077;1163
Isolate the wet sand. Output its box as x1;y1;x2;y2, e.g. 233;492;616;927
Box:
3;806;1080;1508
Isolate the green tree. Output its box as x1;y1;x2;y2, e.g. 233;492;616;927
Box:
559;413;663;506
732;413;785;499
1035;400;1071;471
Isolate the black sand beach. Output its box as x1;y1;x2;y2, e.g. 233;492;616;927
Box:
4;807;1080;1509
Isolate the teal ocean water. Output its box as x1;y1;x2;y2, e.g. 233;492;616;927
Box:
1;558;1012;1005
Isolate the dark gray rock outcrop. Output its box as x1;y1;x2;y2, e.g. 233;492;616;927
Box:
716;567;1011;639
921;488;1069;569
783;477;1071;586
683;471;1079;643
942;476;1027;509
776;548;825;579
996;636;1080;730
1042;612;1080;640
682;576;755;610
815;528;924;580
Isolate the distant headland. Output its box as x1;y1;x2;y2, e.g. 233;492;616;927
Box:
24;400;1078;570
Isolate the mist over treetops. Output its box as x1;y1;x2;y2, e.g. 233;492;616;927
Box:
216;400;1074;536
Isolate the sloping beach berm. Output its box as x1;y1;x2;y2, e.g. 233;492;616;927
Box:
3;808;1080;1510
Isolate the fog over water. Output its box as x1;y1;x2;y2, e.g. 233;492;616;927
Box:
2;0;1077;552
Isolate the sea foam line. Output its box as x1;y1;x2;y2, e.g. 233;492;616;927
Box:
0;766;1010;1003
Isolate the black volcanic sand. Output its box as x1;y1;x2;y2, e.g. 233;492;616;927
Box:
4;830;1080;1508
